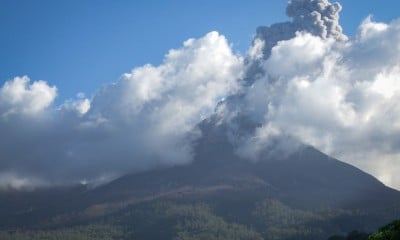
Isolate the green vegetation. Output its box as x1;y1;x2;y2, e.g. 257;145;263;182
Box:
0;198;397;240
0;224;123;240
328;231;369;240
253;199;369;240
0;202;262;240
253;199;323;240
114;202;263;240
327;220;400;240
368;220;400;240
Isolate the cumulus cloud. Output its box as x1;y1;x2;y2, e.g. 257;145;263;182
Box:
238;18;400;189
0;76;57;117
0;32;243;187
61;93;91;115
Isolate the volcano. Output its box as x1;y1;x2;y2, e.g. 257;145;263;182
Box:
1;120;399;239
1;0;400;239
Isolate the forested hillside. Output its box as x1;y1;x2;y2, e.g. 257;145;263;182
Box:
1;198;397;240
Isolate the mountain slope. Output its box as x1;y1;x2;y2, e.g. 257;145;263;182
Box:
0;121;399;240
91;118;399;211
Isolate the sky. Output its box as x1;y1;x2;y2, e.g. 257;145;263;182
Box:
1;0;400;190
1;0;400;102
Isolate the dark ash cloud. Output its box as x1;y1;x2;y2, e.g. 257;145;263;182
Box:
256;0;346;58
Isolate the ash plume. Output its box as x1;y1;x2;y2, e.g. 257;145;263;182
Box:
256;0;347;58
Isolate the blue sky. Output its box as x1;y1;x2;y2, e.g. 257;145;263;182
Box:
1;0;400;103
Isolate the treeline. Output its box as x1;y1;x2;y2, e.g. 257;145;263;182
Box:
0;202;262;240
328;220;400;240
0;199;398;240
0;224;123;240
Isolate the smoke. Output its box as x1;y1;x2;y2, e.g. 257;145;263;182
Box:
1;0;400;190
256;0;347;58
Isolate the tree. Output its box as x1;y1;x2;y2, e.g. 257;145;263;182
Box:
368;220;400;240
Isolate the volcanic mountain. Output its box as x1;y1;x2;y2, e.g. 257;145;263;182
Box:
1;0;400;239
1;119;399;239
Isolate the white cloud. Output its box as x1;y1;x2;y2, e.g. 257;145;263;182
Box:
0;31;243;186
0;76;57;117
1;0;400;192
83;31;243;170
61;96;91;115
240;18;400;189
358;16;389;41
0;172;48;191
265;32;334;78
248;38;265;60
